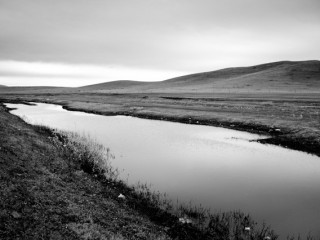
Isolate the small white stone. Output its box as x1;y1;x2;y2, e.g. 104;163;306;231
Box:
118;194;125;200
179;217;192;224
185;218;192;224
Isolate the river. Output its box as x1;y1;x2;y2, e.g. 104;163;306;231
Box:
6;102;320;238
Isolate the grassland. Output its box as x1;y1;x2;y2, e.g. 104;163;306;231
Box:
0;60;319;239
1;61;319;156
1;90;319;157
0;103;281;239
0;104;171;239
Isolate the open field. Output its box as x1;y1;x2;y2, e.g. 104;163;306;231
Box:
2;61;319;156
1;60;320;239
1;90;320;157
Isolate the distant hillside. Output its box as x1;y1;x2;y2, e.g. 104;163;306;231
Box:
0;85;7;88
0;86;70;94
79;60;320;93
79;80;154;91
155;60;320;92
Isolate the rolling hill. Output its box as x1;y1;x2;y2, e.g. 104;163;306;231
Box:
79;60;320;93
0;86;70;94
79;80;152;91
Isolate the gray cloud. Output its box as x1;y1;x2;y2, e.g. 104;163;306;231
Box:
0;0;319;77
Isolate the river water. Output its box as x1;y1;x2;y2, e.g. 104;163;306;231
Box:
6;102;320;237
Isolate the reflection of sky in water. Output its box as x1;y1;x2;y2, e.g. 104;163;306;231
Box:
6;102;320;238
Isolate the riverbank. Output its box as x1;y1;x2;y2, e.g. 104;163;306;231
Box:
0;104;171;239
1;91;319;157
1;103;282;240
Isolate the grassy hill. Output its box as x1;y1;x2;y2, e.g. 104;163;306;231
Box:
79;60;320;93
79;80;153;91
0;60;319;239
0;86;70;94
1;60;319;94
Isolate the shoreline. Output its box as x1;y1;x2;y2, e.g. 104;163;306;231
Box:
2;98;319;157
57;104;320;158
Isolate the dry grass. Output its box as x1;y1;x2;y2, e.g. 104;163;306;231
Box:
53;130;279;239
0;105;171;240
1;103;319;239
2;90;319;156
50;130;119;180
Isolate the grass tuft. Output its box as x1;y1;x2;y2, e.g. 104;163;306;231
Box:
48;129;119;180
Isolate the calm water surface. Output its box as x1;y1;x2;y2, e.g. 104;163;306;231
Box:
6;103;320;237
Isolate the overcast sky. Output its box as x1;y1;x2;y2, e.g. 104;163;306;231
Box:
1;0;320;86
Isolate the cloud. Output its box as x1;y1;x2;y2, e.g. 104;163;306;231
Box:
0;0;319;85
0;60;188;86
0;61;114;78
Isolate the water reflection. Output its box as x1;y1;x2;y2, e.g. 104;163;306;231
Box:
6;102;320;237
